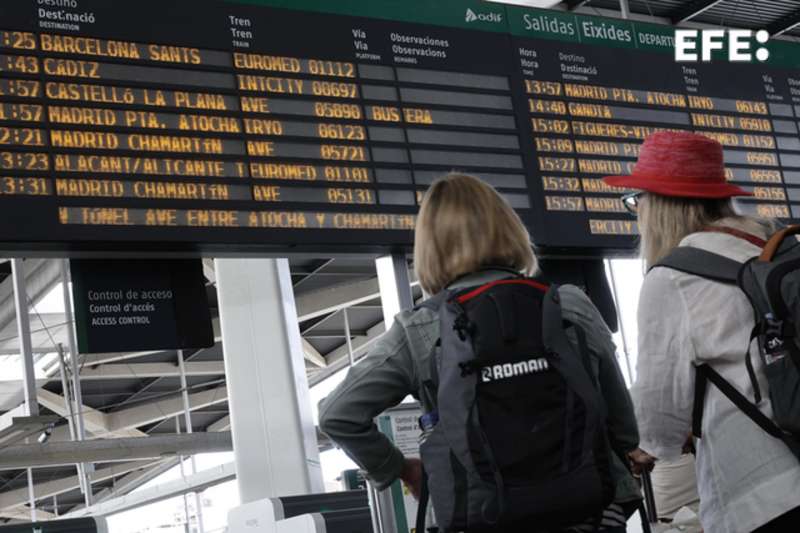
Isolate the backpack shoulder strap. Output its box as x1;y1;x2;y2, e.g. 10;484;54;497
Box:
651;247;742;285
542;286;606;420
693;364;800;457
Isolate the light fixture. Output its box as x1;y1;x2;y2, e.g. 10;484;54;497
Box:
0;416;59;447
37;423;54;444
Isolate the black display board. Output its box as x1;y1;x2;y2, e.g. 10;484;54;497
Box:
0;0;798;255
70;258;213;353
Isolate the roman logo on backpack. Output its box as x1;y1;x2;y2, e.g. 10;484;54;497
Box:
416;278;615;531
654;225;800;459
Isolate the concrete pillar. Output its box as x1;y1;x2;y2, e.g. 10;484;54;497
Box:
215;258;323;503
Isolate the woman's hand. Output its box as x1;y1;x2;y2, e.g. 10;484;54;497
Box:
628;448;657;475
399;457;423;500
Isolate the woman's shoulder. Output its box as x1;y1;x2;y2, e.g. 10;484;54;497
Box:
556;284;604;325
556;283;591;308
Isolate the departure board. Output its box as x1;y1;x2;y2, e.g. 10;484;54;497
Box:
0;0;799;254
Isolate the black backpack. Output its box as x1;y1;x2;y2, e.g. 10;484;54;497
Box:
654;226;800;459
416;277;614;531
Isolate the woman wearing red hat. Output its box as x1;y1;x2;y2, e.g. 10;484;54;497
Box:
604;131;800;533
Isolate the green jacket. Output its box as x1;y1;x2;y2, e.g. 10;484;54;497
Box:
319;269;641;504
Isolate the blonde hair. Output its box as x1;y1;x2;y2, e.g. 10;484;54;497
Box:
414;173;536;295
639;194;765;267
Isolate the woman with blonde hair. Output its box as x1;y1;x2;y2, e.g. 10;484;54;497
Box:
605;131;800;533
320;173;641;532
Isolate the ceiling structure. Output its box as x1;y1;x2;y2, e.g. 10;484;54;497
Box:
0;256;419;522
562;0;800;38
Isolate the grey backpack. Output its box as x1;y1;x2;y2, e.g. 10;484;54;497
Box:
416;277;614;531
654;226;800;458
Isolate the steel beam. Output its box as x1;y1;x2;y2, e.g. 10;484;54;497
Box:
61;261;93;508
65;462;236;519
177;350;206;533
669;0;725;24
0;508;56;521
77;362;225;380
11;260;38;419
0;416;59;450
0;432;232;469
105;386;228;433
301;339;327;368
93;458;180;505
565;0;591;10
296;277;382;322
0;259;60;339
302;329;368;339
768;9;800;37
619;0;630;19
37;389;146;439
11;259;39;522
0;460;157;510
308;320;386;387
207;415;230;432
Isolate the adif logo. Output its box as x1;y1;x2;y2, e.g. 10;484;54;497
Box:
465;8;503;24
481;358;549;383
675;29;770;63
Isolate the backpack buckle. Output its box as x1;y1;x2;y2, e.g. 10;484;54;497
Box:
764;315;795;336
763;315;792;358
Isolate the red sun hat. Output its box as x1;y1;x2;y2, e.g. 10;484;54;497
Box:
603;131;752;198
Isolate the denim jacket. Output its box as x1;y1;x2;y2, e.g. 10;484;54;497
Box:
319;269;641;504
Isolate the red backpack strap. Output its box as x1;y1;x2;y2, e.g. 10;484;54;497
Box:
702;226;767;248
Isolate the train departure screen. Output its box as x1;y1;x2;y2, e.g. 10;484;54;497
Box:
0;0;799;253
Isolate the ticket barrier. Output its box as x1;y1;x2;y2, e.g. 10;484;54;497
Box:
228;490;372;533
0;517;108;532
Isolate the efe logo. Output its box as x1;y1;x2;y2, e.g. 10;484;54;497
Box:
465;8;503;24
675;29;770;63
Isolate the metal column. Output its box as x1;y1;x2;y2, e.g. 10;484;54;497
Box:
342;308;355;367
12;260;39;416
620;0;630;19
372;253;414;533
61;260;93;506
375;254;413;325
176;416;192;533
178;349;205;533
215;258;323;505
57;344;88;498
12;259;39;522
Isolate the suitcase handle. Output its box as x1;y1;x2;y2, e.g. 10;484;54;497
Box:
640;469;659;527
